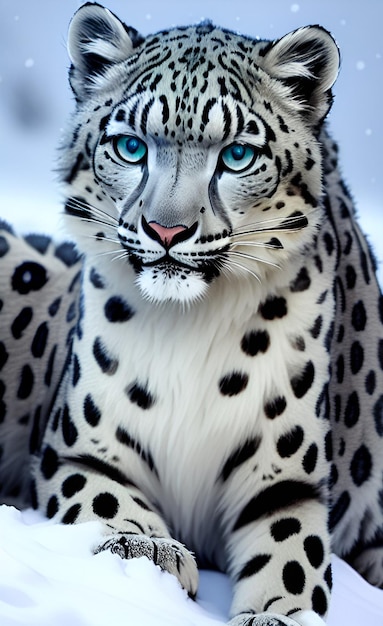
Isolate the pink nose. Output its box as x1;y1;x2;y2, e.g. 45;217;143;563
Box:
147;222;187;247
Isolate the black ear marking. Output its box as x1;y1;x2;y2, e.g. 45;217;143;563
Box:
67;3;144;99
260;26;340;124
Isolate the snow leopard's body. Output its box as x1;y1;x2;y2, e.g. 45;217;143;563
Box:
1;4;383;626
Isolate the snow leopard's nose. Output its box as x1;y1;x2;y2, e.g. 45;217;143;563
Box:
142;217;198;248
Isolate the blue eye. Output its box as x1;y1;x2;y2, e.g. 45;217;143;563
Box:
220;143;256;172
113;136;147;164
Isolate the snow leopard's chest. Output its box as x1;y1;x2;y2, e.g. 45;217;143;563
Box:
62;252;334;559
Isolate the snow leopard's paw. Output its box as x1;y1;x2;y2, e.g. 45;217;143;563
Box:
96;533;199;597
228;611;326;626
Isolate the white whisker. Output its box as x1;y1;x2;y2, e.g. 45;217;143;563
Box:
224;259;261;284
227;250;281;270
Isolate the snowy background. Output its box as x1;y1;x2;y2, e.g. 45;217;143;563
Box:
0;1;383;625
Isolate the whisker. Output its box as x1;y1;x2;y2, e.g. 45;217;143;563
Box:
224;259;261;284
230;241;282;250
232;207;318;236
66;197;119;223
65;199;119;227
63;213;117;231
84;234;121;245
227;250;281;270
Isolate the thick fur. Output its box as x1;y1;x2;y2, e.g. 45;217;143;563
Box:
1;4;383;626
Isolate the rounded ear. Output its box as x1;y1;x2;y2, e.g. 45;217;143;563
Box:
68;2;144;100
260;26;340;124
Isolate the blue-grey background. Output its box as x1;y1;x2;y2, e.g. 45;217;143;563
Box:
0;0;382;279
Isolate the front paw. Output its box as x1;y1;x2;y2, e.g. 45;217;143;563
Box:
228;611;326;626
95;533;198;597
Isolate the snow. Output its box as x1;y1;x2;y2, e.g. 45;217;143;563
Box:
0;506;382;626
0;1;383;625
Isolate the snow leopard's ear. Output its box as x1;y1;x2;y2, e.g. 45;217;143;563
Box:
260;26;340;124
68;2;144;100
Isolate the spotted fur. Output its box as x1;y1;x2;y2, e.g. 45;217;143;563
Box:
1;4;383;626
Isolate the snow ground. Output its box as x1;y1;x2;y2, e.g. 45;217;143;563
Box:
0;1;383;625
0;506;382;626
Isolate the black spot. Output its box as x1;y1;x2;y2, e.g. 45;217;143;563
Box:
270;517;301;542
25;233;51;254
259;296;287;320
62;474;87;498
351;301;367;331
365;370;376;395
344;391;360;428
30;479;38;509
233;480;322;531
304;536;324;568
0;342;9;371
323;232;334;256
324;564;332;590
62;404;78;447
0;235;10;256
264;396;287;419
329;491;350;530
220;437;261;481
17;365;34;399
350;445;372;486
83;394;102;426
374;395;383;436
92;492;119;519
350;341;364;375
93;337;118;374
219;371;249;397
290;361;315;398
379;339;383;370
11;307;33;339
241;330;270;356
325;431;333;462
48;297;61;317
89;267;105;288
277;426;304;458
11;262;48;294
311;586;328;616
67;453;131;487
62;503;82;524
237;554;271;581
31;322;49;358
302;443;318;474
310;315;322;339
290;335;306;351
126;382;156;409
104;296;135;322
0;397;5;424
290;267;311;292
283;561;306;595
45;344;57;387
345;265;356;289
72;354;81;387
46;495;59;519
29;405;41;454
54;241;81;267
40;445;59;480
66;302;77;323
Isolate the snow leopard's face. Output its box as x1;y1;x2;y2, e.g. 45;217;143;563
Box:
61;6;339;304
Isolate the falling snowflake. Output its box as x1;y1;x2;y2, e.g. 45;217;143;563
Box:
291;4;300;12
356;61;365;71
24;58;35;69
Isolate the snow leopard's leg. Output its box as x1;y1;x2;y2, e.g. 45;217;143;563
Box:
33;455;198;596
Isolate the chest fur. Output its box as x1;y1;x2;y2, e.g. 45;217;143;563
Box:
61;250;334;547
